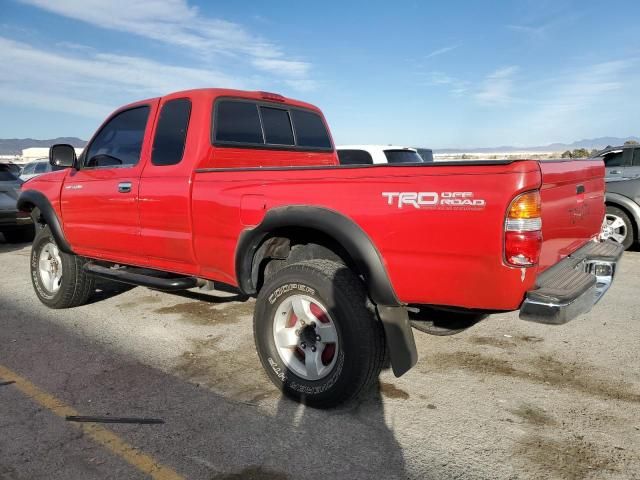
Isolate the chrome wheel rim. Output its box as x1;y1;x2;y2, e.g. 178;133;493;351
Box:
602;214;627;244
272;294;339;381
38;242;62;293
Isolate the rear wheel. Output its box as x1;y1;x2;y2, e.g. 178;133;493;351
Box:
30;226;94;308
254;259;385;408
603;206;634;250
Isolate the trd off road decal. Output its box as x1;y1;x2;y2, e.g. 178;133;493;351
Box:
382;191;486;210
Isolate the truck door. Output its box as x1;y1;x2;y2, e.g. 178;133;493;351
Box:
60;102;157;265
138;97;197;274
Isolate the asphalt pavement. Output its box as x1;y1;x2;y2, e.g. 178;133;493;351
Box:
1;238;639;479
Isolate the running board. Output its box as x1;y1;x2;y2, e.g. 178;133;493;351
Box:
84;263;198;291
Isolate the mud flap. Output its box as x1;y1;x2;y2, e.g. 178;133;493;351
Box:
376;305;418;377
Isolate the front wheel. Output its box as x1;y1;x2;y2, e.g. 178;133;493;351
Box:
254;259;385;408
30;226;95;308
602;206;634;250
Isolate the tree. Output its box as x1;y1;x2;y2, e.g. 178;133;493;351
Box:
571;148;590;158
561;150;572;158
624;140;639;145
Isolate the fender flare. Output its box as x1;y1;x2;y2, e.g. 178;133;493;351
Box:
606;192;640;229
235;206;418;377
235;206;399;305
17;190;74;254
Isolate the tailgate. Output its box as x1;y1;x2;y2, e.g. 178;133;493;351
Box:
537;159;605;272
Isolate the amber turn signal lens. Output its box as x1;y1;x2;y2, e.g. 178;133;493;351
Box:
508;191;541;219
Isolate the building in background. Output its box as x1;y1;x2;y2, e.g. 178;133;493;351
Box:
18;147;83;164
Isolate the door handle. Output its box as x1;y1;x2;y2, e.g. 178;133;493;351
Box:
118;182;132;193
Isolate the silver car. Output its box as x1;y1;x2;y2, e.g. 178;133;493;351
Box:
19;158;60;181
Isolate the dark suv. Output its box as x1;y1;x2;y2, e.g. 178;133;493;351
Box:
0;163;35;243
591;145;640;249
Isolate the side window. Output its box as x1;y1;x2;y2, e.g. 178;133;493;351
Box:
152;99;191;166
22;163;35;175
85;106;150;168
633;149;640;166
602;152;623;167
260;107;294;145
214;101;263;144
34;162;48;173
337;149;373;165
290;109;332;149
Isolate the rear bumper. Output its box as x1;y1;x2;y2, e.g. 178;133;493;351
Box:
519;240;624;325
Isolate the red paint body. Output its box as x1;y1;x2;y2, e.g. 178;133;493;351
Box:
24;89;606;312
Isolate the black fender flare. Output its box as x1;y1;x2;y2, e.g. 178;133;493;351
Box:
235;206;417;377
17;190;74;254
235;206;399;305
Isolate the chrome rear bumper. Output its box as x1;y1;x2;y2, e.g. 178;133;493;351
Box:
519;240;624;325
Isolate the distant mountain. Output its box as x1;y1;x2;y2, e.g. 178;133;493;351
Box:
0;137;87;155
435;136;640;154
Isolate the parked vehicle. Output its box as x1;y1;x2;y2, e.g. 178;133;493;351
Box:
0;164;34;243
415;147;434;162
19;158;62;181
591;145;640;249
337;145;424;165
1;162;23;177
18;88;622;408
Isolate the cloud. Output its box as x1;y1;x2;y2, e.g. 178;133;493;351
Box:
527;60;630;123
424;72;470;96
475;66;519;106
425;44;459;59
17;0;313;88
0;36;241;118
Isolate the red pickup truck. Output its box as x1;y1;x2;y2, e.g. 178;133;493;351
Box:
18;88;622;407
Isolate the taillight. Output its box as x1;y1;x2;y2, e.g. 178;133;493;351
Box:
504;191;542;267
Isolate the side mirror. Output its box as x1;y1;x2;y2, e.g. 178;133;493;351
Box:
49;144;77;168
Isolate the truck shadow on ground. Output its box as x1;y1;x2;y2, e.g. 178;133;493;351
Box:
0;235;31;254
0;293;412;480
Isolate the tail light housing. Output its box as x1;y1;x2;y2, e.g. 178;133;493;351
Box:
504;191;542;267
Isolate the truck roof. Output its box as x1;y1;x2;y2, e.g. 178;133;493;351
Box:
118;88;323;114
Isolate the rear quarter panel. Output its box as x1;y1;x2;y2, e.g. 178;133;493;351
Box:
192;161;542;310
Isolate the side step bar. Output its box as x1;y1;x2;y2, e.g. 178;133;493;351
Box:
84;263;199;291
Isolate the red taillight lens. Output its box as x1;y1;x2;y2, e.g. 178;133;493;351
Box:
505;231;542;266
505;191;542;267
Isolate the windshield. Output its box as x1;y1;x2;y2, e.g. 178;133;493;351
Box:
383;150;423;164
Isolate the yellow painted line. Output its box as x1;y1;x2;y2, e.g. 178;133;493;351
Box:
0;364;184;480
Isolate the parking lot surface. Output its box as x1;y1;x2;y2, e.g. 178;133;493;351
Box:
1;239;639;480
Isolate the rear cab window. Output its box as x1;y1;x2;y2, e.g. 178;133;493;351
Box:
337;150;373;165
384;150;424;164
152;98;192;166
212;99;332;151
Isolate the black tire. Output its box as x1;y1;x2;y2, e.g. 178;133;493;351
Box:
605;205;635;250
30;225;94;309
254;259;385;408
3;225;35;244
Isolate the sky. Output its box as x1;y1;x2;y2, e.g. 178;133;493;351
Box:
0;0;638;148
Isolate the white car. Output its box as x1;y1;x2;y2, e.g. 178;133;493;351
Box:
337;145;424;165
19;159;57;181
